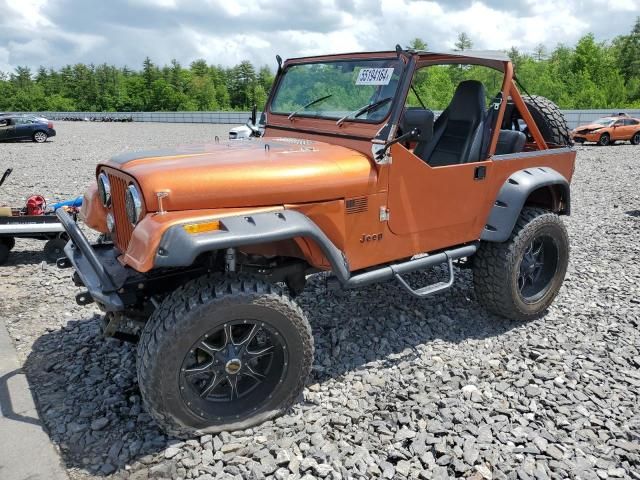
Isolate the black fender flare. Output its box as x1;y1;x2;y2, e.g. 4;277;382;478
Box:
481;166;570;242
154;209;352;283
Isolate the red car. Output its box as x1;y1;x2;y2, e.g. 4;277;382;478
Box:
571;115;640;146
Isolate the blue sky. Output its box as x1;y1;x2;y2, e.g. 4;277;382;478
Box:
1;0;638;72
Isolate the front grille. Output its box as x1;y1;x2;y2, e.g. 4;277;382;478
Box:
108;173;135;252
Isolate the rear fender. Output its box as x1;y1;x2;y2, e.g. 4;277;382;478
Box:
481;167;570;242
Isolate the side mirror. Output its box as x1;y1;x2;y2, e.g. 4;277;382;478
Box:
246;105;261;137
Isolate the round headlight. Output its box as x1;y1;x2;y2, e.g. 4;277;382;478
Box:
97;172;111;207
106;212;115;232
125;184;143;225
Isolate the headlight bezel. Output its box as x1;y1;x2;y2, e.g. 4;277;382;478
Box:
125;184;143;226
97;172;111;207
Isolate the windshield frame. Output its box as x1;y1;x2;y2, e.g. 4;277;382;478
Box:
267;56;408;126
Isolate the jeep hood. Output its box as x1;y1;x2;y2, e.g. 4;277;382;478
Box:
103;138;376;211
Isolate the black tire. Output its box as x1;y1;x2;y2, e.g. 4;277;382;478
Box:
33;131;48;143
473;207;569;321
598;133;610;146
0;243;9;265
44;237;67;263
137;273;313;438
631;131;640;145
522;95;572;146
1;236;15;251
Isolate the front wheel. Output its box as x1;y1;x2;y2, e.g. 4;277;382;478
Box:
137;274;313;438
472;207;569;321
598;133;610;146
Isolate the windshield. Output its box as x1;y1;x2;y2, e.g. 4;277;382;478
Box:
270;58;404;123
593;118;615;126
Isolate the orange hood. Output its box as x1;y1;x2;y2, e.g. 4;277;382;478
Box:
103;138;376;212
574;123;608;132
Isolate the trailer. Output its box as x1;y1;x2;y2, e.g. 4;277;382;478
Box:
0;168;80;264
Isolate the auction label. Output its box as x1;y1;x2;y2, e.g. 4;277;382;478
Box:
356;68;395;85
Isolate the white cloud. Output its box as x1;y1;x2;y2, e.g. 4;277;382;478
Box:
0;0;637;73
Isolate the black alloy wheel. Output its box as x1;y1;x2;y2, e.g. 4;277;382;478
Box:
516;234;559;304
179;320;288;421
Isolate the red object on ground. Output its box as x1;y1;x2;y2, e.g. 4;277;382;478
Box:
26;195;46;215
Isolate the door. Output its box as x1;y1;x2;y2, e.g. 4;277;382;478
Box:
611;119;626;141
623;118;639;139
14;117;34;139
387;143;491;247
0;120;16;141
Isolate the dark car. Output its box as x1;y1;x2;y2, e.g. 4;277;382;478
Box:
0;114;56;143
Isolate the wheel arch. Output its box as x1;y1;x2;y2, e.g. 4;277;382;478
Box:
154;209;351;282
481;167;570;243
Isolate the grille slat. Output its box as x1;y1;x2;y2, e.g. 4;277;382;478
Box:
108;174;134;252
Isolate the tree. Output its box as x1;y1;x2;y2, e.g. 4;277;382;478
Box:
454;32;472;51
408;38;427;50
533;43;547;61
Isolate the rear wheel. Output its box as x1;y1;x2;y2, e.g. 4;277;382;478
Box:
473;207;569;321
137;274;313;438
33;131;48;143
598;133;610;146
0;242;9;265
1;236;15;251
631;132;640;145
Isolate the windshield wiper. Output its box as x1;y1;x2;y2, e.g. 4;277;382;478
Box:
336;97;393;126
288;94;333;120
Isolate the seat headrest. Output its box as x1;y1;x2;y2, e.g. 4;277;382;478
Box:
448;80;486;121
496;129;527;155
401;107;434;142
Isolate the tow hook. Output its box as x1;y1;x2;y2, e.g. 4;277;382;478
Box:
76;291;94;306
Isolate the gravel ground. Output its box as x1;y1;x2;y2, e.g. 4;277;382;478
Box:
1;122;639;480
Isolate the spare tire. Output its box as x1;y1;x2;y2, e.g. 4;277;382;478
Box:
522;95;572;147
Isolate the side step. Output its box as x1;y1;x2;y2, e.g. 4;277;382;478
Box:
332;243;477;297
393;257;454;298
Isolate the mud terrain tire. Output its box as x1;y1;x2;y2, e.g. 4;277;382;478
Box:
473;207;569;321
137;273;313;438
522;95;572;146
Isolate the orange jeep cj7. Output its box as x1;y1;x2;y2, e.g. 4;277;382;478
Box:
57;47;576;437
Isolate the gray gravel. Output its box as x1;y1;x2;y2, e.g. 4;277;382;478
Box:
1;123;639;480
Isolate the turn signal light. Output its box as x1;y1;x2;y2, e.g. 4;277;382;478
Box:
182;220;222;235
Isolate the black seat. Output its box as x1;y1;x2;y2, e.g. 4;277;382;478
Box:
414;80;486;166
495;130;526;155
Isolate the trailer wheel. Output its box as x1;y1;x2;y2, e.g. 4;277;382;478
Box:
44;237;67;263
0;243;9;265
1;236;15;251
137;273;313;438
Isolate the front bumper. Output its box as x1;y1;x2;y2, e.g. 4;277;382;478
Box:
56;208;127;311
571;131;599;143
